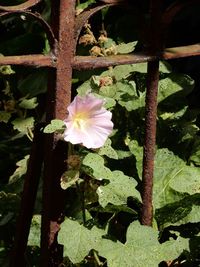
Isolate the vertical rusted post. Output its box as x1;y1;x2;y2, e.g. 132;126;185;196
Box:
40;0;75;266
10;125;44;267
141;0;162;226
141;60;159;225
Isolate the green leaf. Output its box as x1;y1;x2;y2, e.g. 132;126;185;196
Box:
99;84;117;98
158;73;194;105
43;119;65;133
116;41;137;54
128;143;200;210
153;149;186;209
76;0;96;11
97;221;189;267
128;140;143;178
19;97;38;109
169;166;200;195
153;149;200;209
9;155;29;184
102;61;170;82
60;170;79;190
98;138;118;159
58;218;105;264
155;194;200;228
58;220;189;266
0;111;11;123
11;117;34;134
18;69;48;97
94;93;116;109
97;170;141;207
82;153;113;180
28;215;41;247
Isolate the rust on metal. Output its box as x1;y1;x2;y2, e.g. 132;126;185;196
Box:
55;0;76;120
0;0;41;11
163;44;200;59
141;60;159;226
0;43;200;69
10;125;45;267
5;0;200;265
72;54;156;69
141;0;162;226
40;0;76;266
0;54;55;67
73;43;200;69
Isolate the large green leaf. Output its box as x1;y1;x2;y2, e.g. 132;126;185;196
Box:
102;61;171;81
83;153;140;206
128;142;200;212
59;219;189;266
155;194;200;228
158;74;194;103
169;166;200;195
97;221;189;267
97;170;141;207
153;149;200;209
98;138;118;159
128;140;143;178
58;218;104;264
153;149;186;209
82;153;113;180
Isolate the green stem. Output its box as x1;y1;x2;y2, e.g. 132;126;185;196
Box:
93;250;103;266
76;181;86;225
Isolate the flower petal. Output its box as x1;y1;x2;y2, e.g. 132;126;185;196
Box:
63;94;114;149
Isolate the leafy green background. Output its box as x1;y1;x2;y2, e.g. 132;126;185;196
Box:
1;0;200;266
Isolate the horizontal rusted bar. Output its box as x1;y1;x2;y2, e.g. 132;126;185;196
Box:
0;0;41;11
163;44;200;59
72;54;155;69
72;43;200;69
0;43;199;68
0;55;55;67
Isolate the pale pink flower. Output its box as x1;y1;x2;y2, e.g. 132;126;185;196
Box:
63;94;113;149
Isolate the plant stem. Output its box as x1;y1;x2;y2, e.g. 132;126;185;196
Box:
93;250;103;266
76;181;86;225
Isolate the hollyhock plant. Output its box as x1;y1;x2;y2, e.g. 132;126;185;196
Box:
63;94;113;149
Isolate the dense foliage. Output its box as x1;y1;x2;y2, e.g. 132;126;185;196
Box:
0;1;200;266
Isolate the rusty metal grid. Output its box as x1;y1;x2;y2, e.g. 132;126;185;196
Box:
0;0;199;266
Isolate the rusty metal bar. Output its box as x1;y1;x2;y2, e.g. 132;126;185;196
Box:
40;0;75;266
163;44;200;59
72;54;156;69
141;60;159;225
0;43;199;69
10;125;44;267
141;0;162;226
0;55;55;67
0;0;41;11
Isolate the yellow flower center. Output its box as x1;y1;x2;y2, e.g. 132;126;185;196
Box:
73;112;89;130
